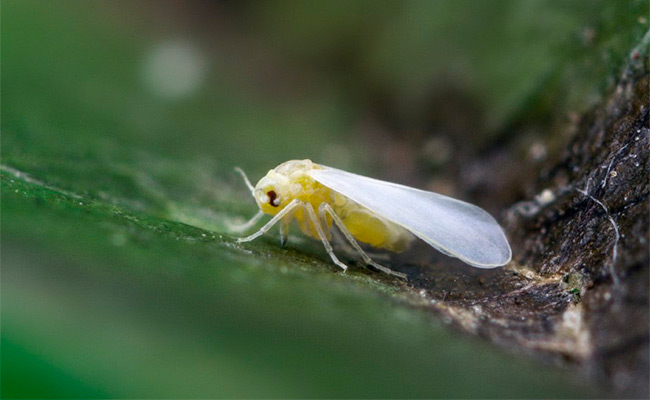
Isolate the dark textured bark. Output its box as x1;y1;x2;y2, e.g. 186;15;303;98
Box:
506;49;649;396
391;34;649;397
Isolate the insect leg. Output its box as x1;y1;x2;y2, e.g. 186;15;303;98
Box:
318;203;406;279
329;228;390;261
234;167;255;196
302;203;349;273
237;199;302;243
229;210;265;233
279;218;290;247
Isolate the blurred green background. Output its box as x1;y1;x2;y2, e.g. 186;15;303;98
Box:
2;0;645;397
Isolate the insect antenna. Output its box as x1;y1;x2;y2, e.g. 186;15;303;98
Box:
234;167;255;196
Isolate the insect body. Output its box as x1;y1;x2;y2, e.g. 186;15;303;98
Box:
235;159;511;278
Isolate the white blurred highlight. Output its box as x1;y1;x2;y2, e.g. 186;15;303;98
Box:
142;40;207;100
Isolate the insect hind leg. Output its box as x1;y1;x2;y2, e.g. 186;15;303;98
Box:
330;228;390;261
318;203;407;279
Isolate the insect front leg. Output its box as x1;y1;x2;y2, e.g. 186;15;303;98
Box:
302;203;349;273
237;199;302;244
229;210;265;233
318;203;407;279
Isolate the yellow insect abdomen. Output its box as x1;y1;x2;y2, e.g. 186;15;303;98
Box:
338;207;413;252
342;209;391;247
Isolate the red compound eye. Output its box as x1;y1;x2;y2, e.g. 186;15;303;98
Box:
267;190;279;207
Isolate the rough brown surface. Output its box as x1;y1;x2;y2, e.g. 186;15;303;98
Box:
506;42;649;397
385;34;649;398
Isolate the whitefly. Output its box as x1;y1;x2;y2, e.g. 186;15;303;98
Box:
233;159;512;279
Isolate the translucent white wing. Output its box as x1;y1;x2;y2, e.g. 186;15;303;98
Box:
308;166;512;268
